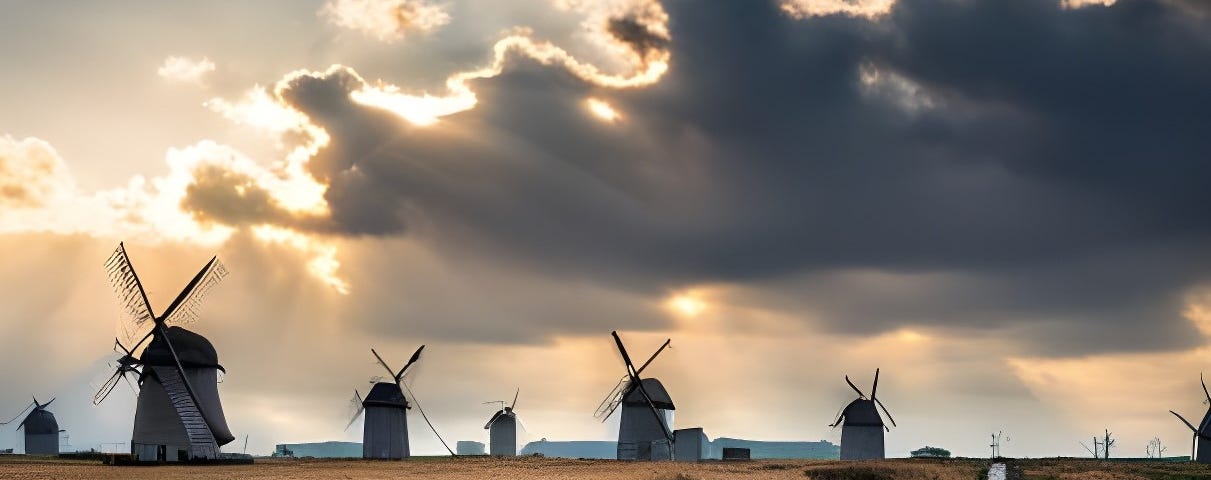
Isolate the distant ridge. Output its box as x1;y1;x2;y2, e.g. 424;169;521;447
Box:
519;438;838;459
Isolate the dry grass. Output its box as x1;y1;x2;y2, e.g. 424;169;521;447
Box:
2;455;1210;480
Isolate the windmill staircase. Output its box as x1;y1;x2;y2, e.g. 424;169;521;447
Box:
150;366;220;459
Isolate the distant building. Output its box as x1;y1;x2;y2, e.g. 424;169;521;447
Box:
910;446;951;458
457;441;486;455
273;441;363;458
710;438;839;459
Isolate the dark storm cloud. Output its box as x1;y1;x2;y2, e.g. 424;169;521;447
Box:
183;0;1211;354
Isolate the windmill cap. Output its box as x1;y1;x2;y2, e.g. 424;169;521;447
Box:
140;326;223;370
21;409;58;434
841;398;883;427
623;378;675;410
363;382;408;409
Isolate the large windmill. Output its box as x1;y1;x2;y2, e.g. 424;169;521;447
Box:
830;368;897;460
1;396;60;455
484;389;520;456
346;346;455;459
93;242;235;462
594;331;674;461
1169;373;1211;463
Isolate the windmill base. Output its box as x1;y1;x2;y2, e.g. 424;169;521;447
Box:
104;453;253;466
618;439;672;461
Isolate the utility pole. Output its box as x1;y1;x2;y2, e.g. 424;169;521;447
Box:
1103;429;1115;459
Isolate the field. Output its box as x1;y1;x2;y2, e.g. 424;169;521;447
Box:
2;456;1211;480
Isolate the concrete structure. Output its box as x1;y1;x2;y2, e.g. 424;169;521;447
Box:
456;441;485;455
617;378;674;461
673;428;709;462
362;382;409;459
131;327;233;462
722;448;751;460
710;438;838;459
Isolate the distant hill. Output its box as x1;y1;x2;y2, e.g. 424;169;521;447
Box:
273;441;362;458
520;440;617;459
519;437;838;460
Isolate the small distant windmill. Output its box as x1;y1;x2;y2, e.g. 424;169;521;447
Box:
346;346;455;459
484;389;521;456
829;369;897;460
1170;373;1211;463
989;431;1010;458
593;331;675;460
1;396;59;455
93;242;235;462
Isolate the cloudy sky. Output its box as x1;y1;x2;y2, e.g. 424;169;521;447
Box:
2;0;1211;459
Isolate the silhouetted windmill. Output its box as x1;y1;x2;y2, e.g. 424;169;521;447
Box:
593;331;674;460
830;369;897;460
1;396;60;455
1170;373;1211;463
484;389;520;456
94;242;234;462
346;346;455;459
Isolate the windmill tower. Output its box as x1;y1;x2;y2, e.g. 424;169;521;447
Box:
1;397;59;455
346;346;454;459
1170;373;1211;463
93;242;235;462
484;389;520;456
829;369;897;460
593;331;674;461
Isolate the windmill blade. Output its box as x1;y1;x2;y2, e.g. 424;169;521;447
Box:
395;345;425;382
344;390;365;431
829;406;845;428
611;331;638;374
1167;409;1196;433
845;375;866;398
105;242;156;331
874;397;897;427
40;397;55;409
593;376;629;421
370;348;397;379
1202;373;1211;405
400;382;456;456
511;388;519;411
0;401;35;426
871;368;880;399
634;339;671;376
93;370;126;405
161;256;228;326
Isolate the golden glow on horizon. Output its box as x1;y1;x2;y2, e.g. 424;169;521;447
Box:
586;98;621;122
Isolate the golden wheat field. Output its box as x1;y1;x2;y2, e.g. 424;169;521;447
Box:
2;456;1211;480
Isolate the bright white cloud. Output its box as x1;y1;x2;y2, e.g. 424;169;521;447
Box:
320;0;451;43
1061;0;1116;9
780;0;897;19
0;135;74;208
156;55;216;85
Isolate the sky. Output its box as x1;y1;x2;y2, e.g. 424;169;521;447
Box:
1;0;1210;459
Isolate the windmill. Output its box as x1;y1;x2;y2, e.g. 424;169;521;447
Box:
1170;373;1211;463
1;396;60;455
484;389;520;456
829;368;897;460
346;346;455;459
93;242;235;462
593;331;674;460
